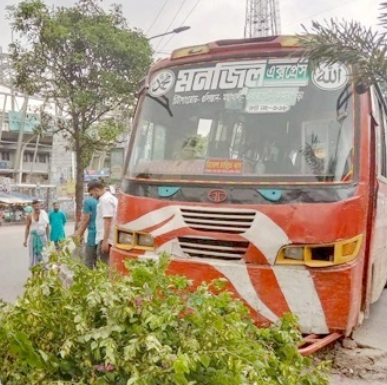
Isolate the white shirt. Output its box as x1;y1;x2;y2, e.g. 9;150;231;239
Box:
96;191;118;244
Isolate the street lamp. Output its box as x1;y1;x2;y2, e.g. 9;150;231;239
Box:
148;26;191;40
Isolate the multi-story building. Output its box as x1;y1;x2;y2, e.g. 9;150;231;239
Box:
0;107;76;216
0;127;52;185
0;49;76;204
0;107;58;201
0;50;58;198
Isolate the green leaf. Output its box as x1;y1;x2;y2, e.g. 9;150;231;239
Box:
173;354;190;374
200;354;211;368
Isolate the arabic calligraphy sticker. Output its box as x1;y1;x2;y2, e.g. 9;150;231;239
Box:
149;70;175;97
312;63;349;91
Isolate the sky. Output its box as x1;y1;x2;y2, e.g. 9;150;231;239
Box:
0;0;381;58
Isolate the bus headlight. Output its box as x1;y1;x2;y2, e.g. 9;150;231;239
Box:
276;235;363;267
283;247;304;261
118;230;134;245
137;234;154;247
116;228;155;250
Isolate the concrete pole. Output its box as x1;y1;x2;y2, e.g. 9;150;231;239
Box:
47;142;54;209
0;94;8;143
19;135;36;184
30;134;40;174
13;95;29;183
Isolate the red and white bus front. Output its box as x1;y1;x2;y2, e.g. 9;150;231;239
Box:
111;37;375;340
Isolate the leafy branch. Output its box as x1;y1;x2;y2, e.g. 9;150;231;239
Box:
0;250;329;385
299;2;387;87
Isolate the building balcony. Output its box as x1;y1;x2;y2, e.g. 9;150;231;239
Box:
21;162;49;174
0;161;49;174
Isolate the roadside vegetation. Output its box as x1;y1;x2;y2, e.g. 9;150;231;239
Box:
0;251;328;385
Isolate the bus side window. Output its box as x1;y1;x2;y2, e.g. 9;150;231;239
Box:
372;88;387;178
378;100;387;178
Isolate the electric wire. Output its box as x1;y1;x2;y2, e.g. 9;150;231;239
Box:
154;0;191;51
146;0;172;35
156;0;367;56
159;0;203;53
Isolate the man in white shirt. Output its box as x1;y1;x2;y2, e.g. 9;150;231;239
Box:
87;181;118;264
24;200;50;268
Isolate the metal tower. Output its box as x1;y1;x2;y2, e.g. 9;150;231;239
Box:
244;0;281;38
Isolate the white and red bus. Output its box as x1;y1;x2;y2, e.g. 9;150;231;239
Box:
111;35;387;353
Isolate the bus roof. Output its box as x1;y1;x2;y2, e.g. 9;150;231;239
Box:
152;35;304;72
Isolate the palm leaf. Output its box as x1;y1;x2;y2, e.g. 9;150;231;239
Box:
379;2;387;28
299;10;387;87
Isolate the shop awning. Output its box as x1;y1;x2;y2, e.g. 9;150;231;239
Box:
9;192;37;202
14;183;56;188
0;193;28;204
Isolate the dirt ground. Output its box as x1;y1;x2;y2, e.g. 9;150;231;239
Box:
328;341;387;384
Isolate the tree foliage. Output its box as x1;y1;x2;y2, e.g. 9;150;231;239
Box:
0;251;329;385
8;0;152;218
299;2;387;86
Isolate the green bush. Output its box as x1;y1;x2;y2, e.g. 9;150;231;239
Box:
0;253;329;385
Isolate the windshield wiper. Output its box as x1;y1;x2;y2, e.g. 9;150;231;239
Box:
146;94;173;117
336;84;352;123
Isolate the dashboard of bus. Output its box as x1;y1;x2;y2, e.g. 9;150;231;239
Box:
126;58;355;185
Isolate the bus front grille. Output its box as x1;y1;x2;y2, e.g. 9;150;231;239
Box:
178;236;249;260
180;207;256;234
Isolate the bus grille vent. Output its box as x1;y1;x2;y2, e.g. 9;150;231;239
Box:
180;207;256;234
178;237;249;260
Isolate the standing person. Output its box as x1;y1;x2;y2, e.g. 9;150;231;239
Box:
49;202;67;249
24;200;49;268
73;193;98;268
88;180;117;264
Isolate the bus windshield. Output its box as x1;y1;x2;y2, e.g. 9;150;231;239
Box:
127;58;354;184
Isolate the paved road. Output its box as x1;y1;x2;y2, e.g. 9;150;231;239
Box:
353;291;387;351
0;222;75;302
0;224;30;302
0;224;386;384
330;292;387;385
